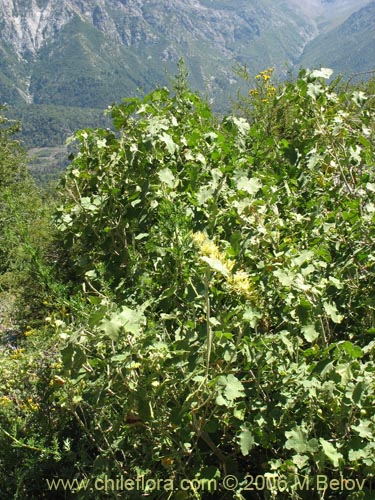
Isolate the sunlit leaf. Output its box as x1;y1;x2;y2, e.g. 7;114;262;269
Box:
301;324;319;343
310;68;333;79
217;374;245;401
323;302;343;323
157;167;175;188
200;256;230;276
236;176;262;195
160;132;177;155
239;428;255;456
320;438;343;467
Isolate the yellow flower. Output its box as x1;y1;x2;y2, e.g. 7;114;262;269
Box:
10;348;24;360
224;258;235;273
192;232;234;273
26;398;39;411
192;233;256;301
161;456;174;468
0;396;13;407
228;271;255;298
200;240;221;259
191;231;206;246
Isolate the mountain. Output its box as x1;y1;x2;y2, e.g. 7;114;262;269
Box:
299;1;375;75
0;0;374;156
0;0;317;110
285;0;371;31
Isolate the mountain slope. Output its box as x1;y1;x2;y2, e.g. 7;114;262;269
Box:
299;1;375;75
285;0;371;31
0;0;315;109
0;0;374;154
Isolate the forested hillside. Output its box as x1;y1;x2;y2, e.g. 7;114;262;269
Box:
1;67;375;499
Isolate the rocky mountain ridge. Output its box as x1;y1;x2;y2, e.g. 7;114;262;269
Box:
0;0;320;107
0;0;374;147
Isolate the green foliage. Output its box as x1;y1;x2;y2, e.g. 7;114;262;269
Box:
0;107;26;186
0;107;75;497
7;103;111;148
0;107;68;325
2;69;375;498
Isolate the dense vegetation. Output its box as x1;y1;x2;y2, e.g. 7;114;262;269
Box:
1;67;375;499
7;103;110;149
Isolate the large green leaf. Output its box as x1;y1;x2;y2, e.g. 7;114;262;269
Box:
100;306;145;340
157;167;175;188
217;374;245;402
320;438;343;467
236;176;262;195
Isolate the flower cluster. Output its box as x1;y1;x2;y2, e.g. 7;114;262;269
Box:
192;232;255;299
255;68;274;82
0;396;12;408
10;348;24;360
249;68;276;104
228;270;255;298
23;398;39;412
25;326;36;337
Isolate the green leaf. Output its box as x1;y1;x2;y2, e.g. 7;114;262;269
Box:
160;132;177;155
352;420;373;439
134;233;149;240
301;324;319;343
292;250;314;268
200;256;230;276
323;302;343;324
197;185;214;205
243;307;263;328
307;82;323;99
117;306;145;335
285;428;308;453
339;341;363;359
352;381;367;404
232;117;250;135
217;374;245;401
239;428;255;456
199;466;221;480
319;438;343;467
80;197;98;212
274;269;295;287
157;167;175;188
285;428;319;453
236;176;262;195
292;454;310;469
100;306;145;340
348;441;371;462
99;316;124;341
215;394;228;406
310;68;333;79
